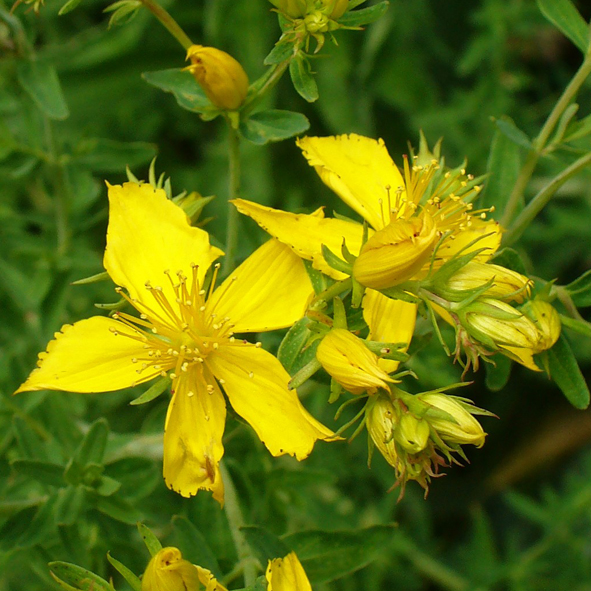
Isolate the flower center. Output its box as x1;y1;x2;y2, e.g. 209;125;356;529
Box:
108;263;236;385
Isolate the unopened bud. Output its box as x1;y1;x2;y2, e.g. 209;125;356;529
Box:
268;0;307;17
444;262;532;303
421;393;486;447
322;0;348;19
366;394;398;467
186;45;249;111
353;212;437;289
523;299;561;352
394;413;430;453
316;329;393;395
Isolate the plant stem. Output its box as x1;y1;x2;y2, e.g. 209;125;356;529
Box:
219;462;258;587
503;151;591;246
309;278;353;310
223;123;241;274
242;58;291;116
500;51;591;228
139;0;193;50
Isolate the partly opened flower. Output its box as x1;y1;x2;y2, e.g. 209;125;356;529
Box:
266;552;312;591
16;182;334;504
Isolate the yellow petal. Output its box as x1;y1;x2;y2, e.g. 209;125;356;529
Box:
207;345;335;459
362;289;417;373
207;239;313;333
163;366;226;504
297;134;404;231
142;547;201;591
232;199;366;280
15;316;150;394
266;552;312;591
104;182;223;309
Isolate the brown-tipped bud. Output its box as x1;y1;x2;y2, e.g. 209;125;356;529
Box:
316;329;392;395
186;45;249;111
353;212;437;290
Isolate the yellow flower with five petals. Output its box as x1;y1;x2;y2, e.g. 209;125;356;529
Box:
16;182;334;504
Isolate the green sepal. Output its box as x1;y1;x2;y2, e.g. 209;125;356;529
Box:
138;522;163;556
303;259;334;295
240;110;309;145
328;378;343;404
289;56;319;102
545;333;590;409
321;244;352;275
71;271;110;285
288;358;322;390
278;317;313;373
364;341;409;362
337;1;389;27
130;376;170;406
107;553;142;591
94;297;125;310
380;285;420;304
49;562;115;591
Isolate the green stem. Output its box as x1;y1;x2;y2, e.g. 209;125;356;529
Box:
309;277;353;310
503;151;591;246
139;0;193;50
242;59;292;116
500;51;591;228
223;123;241;274
393;535;470;591
219;462;258;587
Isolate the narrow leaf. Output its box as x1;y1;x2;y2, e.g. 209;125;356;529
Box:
338;1;389;27
75;418;109;466
289;57;319;103
142;69;211;113
107;553;142;591
17;60;69;120
277;318;313;373
10;459;64;487
565;269;591;307
537;0;589;54
49;562;114;591
138;522;163;556
130;376;170;406
494;117;532;150
171;516;222;578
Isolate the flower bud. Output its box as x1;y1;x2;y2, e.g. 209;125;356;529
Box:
444;262;532;303
186;45;249;111
322;0;348;19
366;394;398;467
394;413;430;453
523;299;561;351
268;0;307;18
141;547;200;591
421;393;486;447
316;329;393;395
463;298;540;350
266;552;312;591
353;212;437;290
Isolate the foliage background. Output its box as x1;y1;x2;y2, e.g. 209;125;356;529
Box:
2;0;591;589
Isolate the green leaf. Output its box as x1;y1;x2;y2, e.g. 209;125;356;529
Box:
565;269;591;307
546;333;590;409
303;259;333;295
142;69;212;113
75;418;109;466
130;376;170;405
277;318;313;373
55;485;86;526
537;0;589;54
289;57;319;103
0;506;37;551
73;138;156;172
95;475;122;496
240;110;309;145
494;117;532;150
485;355;512;392
49;562;115;591
16;60;69;120
338;1;389;27
171;516;222;578
96;495;142;524
0;120;16;161
282;525;396;584
264;41;293;65
10;459;64;487
482;126;521;213
107;553;142;591
12;416;49;461
138;522;163;556
490;248;529;276
242;526;291;564
11;494;58;549
559;314;591;339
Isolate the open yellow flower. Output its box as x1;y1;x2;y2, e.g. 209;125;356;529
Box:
233;134;499;371
16;182;334;504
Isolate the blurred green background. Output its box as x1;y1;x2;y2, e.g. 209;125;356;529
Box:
2;0;591;589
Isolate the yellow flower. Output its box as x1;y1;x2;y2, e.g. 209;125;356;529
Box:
315;329;393;395
394;413;430;453
142;547;226;591
16;182;334;504
185;45;249;110
266;552;312;591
